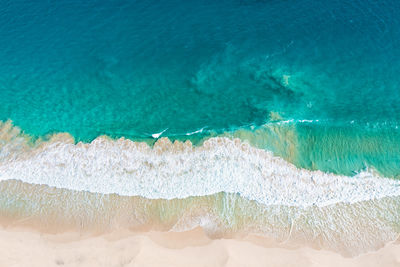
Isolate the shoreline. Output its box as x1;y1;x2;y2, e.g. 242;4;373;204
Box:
1;120;400;264
0;179;399;257
1;225;399;267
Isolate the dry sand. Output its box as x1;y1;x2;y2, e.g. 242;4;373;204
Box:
0;226;399;267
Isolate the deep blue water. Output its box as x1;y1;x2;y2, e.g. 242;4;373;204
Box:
0;0;400;176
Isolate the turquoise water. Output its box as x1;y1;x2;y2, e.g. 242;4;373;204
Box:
0;0;400;177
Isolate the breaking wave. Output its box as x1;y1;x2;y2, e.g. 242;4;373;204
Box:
0;120;400;256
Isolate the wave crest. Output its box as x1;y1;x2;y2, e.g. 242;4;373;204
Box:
0;120;399;208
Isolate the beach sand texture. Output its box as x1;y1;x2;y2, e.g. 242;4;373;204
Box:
1;227;399;267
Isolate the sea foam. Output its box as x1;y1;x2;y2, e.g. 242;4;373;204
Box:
0;120;400;208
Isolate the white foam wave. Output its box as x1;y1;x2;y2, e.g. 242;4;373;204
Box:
275;118;320;125
151;128;168;138
1;125;400;207
185;127;206;135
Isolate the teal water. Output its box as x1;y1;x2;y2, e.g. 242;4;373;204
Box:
0;0;400;177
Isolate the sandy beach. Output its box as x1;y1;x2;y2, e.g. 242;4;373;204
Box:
1;226;399;267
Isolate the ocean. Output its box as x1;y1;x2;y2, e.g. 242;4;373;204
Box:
0;0;400;256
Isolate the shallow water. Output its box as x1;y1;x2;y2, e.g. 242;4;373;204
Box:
2;179;400;256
